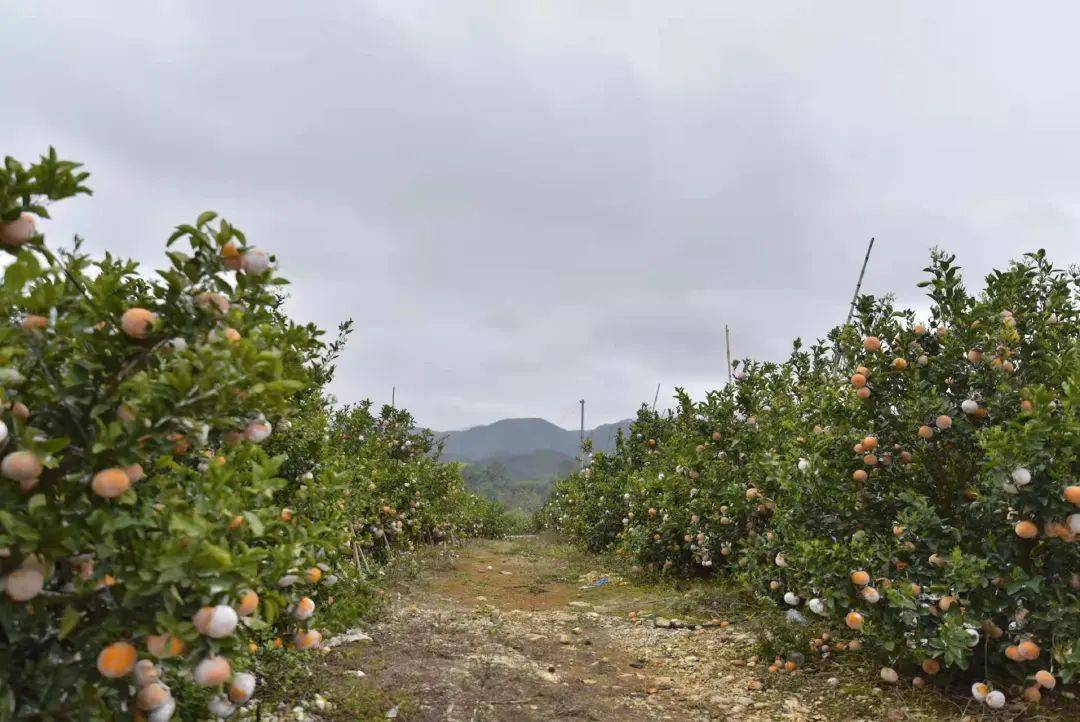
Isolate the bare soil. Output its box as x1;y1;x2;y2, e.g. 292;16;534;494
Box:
307;536;1075;722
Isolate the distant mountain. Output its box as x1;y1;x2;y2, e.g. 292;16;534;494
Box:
435;417;631;461
473;448;579;482
435;417;633;512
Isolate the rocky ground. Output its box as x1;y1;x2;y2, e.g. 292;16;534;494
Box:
277;536;1074;721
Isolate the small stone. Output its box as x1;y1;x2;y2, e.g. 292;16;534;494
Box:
827;677;839;686
652;676;675;690
654;617;672;628
558;634;572;644
747;679;764;691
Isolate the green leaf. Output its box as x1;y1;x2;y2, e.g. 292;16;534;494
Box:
192;543;232;572
0;510;40;542
58;606;81;640
243;511;264;537
27;494;47;514
3;250;41;292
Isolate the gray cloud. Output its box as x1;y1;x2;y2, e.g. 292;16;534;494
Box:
3;1;1078;429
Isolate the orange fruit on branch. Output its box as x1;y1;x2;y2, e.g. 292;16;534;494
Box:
120;308;158;339
1014;520;1038;539
1018;640;1040;660
20;315;48;331
1064;486;1080;507
235;590;259;616
1;451;43;482
0;213;38;247
193;656;232;686
220;241;243;270
1035;670;1056;689
4;567;45;601
97;641;137;678
91;468;132;499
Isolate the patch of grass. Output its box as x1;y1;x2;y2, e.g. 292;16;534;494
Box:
321;677;418;721
320;579;387;632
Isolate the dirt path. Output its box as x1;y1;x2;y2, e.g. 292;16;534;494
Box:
260;537;1080;722
310;536;981;722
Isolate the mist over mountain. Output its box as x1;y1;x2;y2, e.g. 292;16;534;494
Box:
434;417;632;511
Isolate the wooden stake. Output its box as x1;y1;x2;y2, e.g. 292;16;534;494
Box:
725;325;732;383
845;238;876;325
357;543;372;575
351;540;363;574
579;399;585;470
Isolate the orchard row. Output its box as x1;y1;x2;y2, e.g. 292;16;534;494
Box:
0;149;509;720
541;249;1078;710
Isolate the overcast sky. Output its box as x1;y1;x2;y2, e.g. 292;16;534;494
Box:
3;2;1078;430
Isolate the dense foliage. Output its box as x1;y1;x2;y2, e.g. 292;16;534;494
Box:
542;250;1079;704
0;149;509;720
460;461;556;515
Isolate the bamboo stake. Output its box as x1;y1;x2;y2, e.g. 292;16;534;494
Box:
725;325;732;383
356;542;373;575
845;238;876;325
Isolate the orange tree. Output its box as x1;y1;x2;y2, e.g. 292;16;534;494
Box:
0;148;334;719
0;149;511;720
543;249;1078;705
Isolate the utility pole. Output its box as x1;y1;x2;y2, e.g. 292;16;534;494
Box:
845;238;876;325
652;383;661;412
578;399;586;470
391;386;396;409
725;325;732;383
